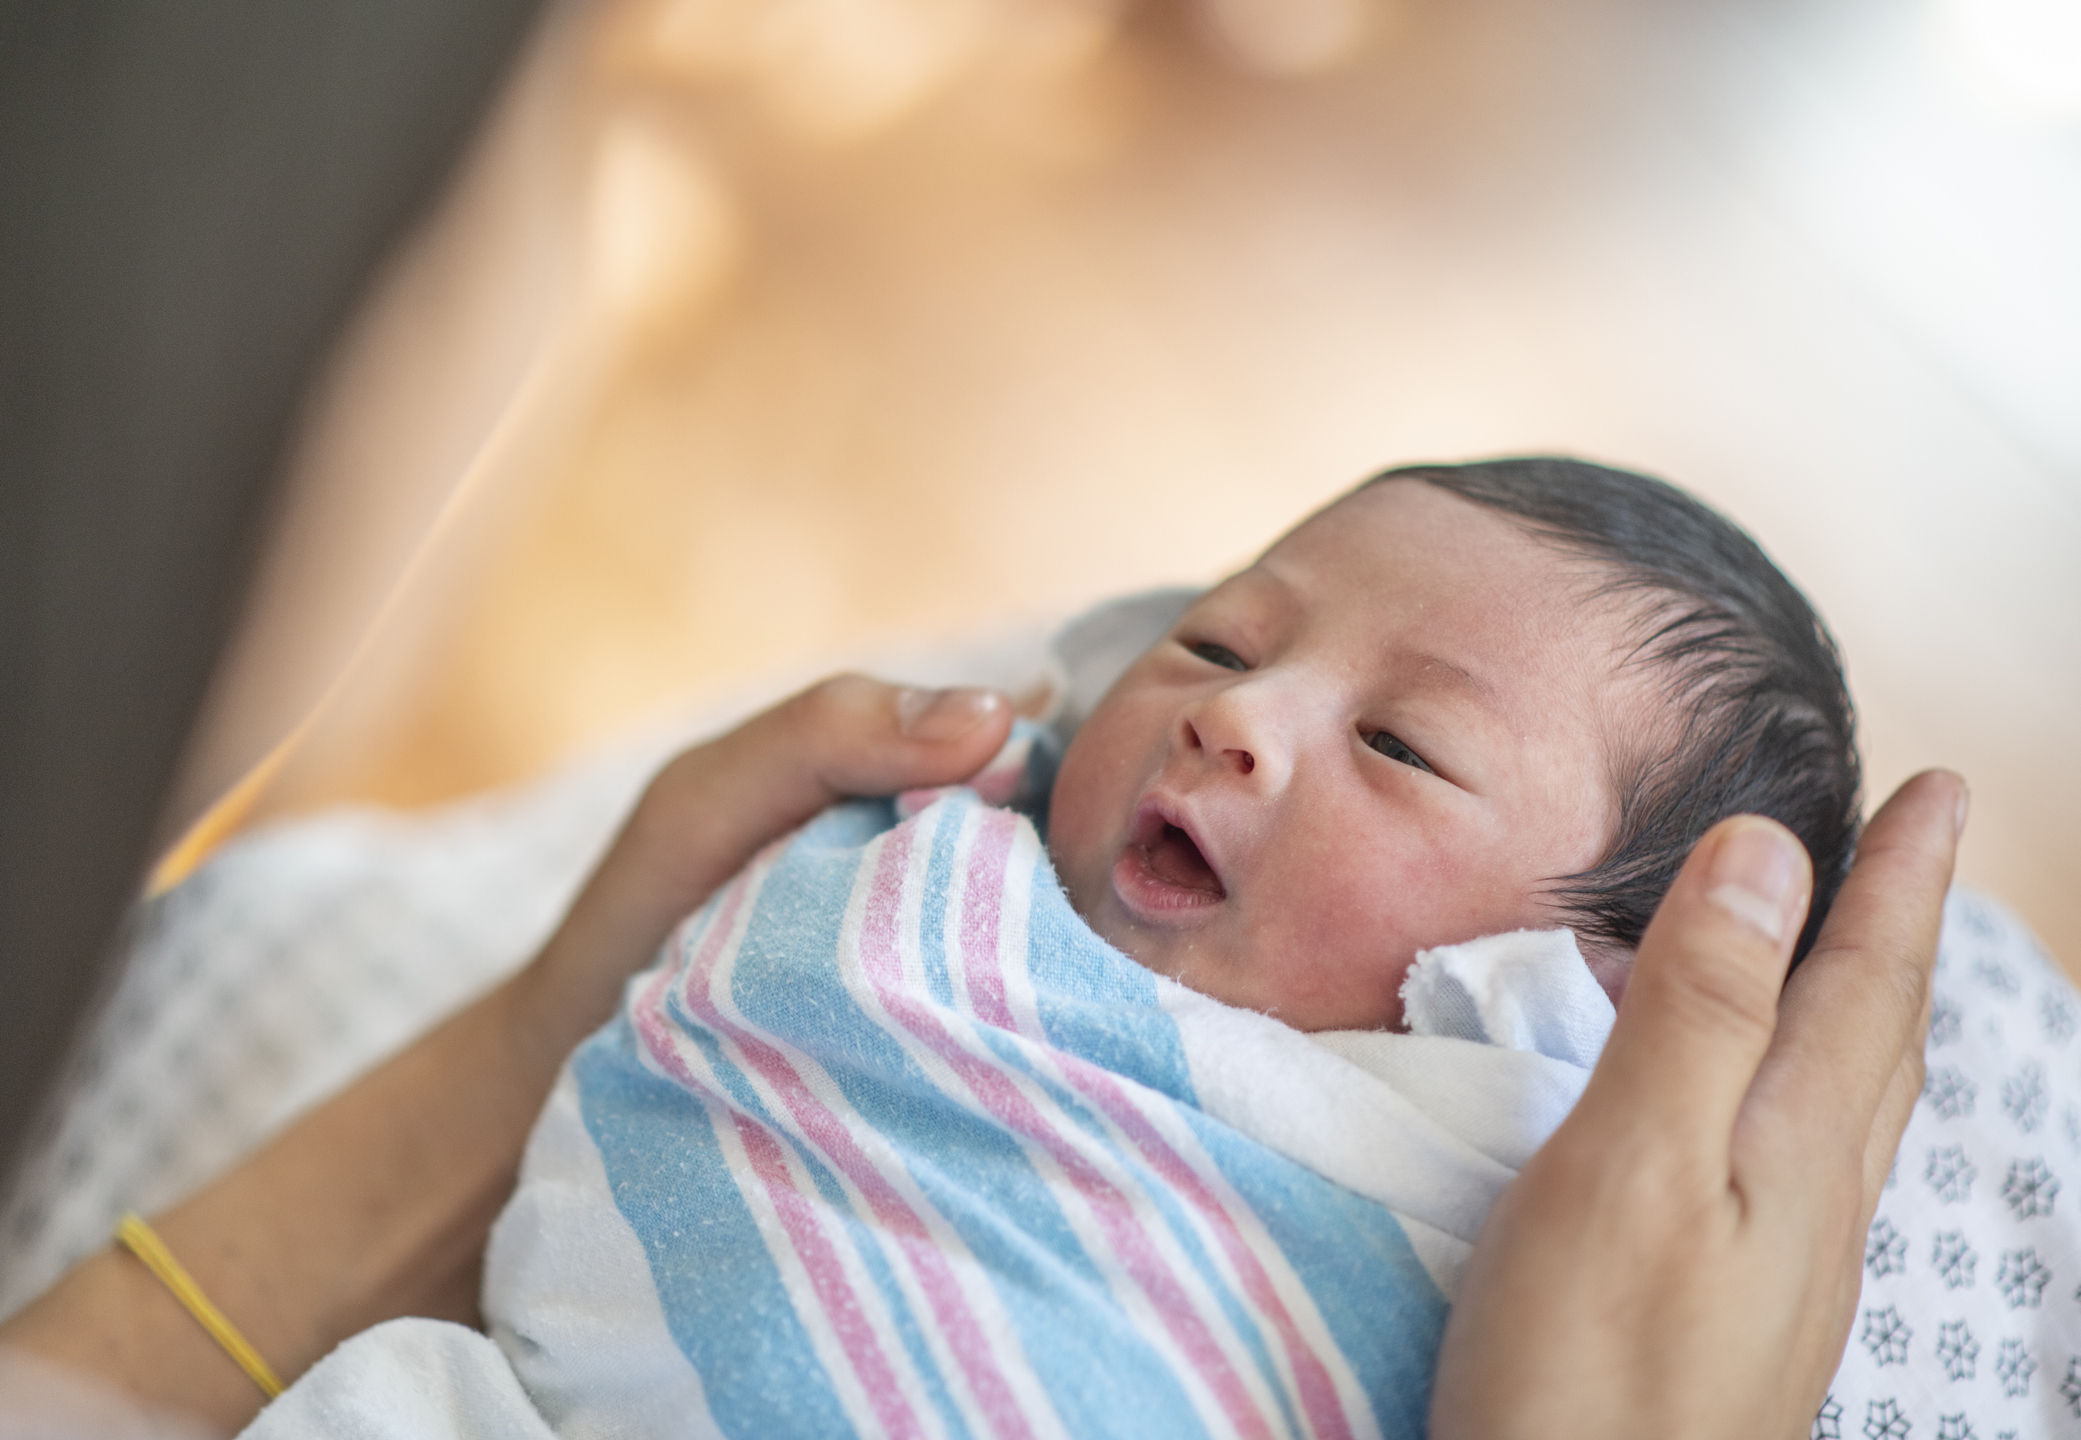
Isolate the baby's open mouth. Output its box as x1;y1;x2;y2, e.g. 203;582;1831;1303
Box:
1116;804;1226;913
1142;824;1224;896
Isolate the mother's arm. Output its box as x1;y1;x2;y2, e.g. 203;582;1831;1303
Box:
0;677;1012;1434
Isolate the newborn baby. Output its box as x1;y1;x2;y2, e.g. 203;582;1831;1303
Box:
429;457;1867;1440
1051;458;1858;1028
205;456;1863;1440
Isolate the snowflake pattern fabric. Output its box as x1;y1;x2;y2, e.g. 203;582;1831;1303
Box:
1998;1248;2051;1309
1865;1307;1916;1367
1939;1321;1982;1381
1934;1230;1980;1290
2004;1064;2050;1134
1866;1398;1912;1439
1930;1143;1981;1204
1824;892;2081;1439
1869;1219;1910;1279
1998;1340;2038;1398
2002;1160;2059;1219
1929;1066;1981;1121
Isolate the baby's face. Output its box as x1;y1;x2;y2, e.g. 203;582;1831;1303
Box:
1048;479;1642;1031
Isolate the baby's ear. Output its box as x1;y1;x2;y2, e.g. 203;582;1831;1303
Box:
1577;939;1636;1007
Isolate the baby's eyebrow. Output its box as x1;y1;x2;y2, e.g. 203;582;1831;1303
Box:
1402;650;1502;711
1190;566;1295;628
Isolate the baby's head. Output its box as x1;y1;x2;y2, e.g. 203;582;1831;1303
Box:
1047;458;1860;1030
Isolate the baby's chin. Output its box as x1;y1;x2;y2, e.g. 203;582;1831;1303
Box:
1055;852;1631;1028
1059;894;1411;1031
1047;849;1195;980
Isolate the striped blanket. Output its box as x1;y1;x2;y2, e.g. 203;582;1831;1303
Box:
480;780;1609;1440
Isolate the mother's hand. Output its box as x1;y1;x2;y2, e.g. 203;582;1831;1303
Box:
0;676;1010;1434
1430;770;1965;1440
512;677;1013;1071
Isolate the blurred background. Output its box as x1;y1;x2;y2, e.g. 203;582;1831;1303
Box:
182;0;2081;937
6;0;2078;1166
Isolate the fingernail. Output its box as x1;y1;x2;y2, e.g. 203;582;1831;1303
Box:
1705;817;1805;944
896;687;1003;741
1954;781;1971;841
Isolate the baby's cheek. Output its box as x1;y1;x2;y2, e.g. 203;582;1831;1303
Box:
1249;863;1413;1026
1283;944;1418;1030
1298;837;1523;968
1046;692;1162;910
1047;765;1146;943
1044;767;1107;910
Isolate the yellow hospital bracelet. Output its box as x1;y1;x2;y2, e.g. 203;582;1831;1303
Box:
114;1212;285;1400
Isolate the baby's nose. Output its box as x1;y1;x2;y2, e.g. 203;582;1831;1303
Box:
1184;716;1256;774
1178;686;1292;788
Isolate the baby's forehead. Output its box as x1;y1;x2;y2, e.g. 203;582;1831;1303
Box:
1233;521;1674;756
1251;489;1647;644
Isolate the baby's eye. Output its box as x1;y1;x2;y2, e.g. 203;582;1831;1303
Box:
1185;640;1249;672
1364;730;1434;774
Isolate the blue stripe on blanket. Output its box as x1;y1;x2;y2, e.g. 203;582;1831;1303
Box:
1181;1113;1444;1437
573;786;1446;1438
574;1029;857;1437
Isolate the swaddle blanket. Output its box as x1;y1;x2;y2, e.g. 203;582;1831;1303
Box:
478;774;1616;1440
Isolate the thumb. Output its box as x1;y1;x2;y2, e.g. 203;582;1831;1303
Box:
765;674;1016;801
551;676;1014;993
1570;815;1813;1175
637;674;1012;895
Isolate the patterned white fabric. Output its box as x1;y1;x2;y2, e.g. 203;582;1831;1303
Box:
1819;889;2081;1440
0;744;651;1321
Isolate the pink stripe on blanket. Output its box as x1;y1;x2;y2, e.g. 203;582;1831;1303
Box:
733;1114;931;1440
867;816;1279;1440
953;807;1355;1440
673;834;1031;1440
840;825;1042;1440
955;810;1020;1033
1063;1064;1355;1440
632;866;928;1440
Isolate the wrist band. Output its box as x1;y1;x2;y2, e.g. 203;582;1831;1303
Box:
114;1212;285;1400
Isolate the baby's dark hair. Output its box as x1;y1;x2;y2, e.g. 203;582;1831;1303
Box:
1368;457;1861;963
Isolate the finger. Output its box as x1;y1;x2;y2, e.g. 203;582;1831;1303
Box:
1862;1044;1924;1214
666;673;1010;862
1792;1019;1931;1423
1861;955;1933;1205
1778;965;1933;1432
800;675;1017;798
1744;770;1963;1166
568;677;1013;967
691;675;1014;829
1568;814;1813;1173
